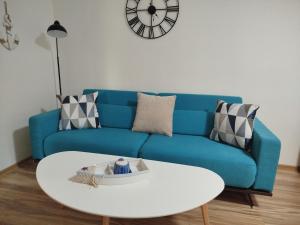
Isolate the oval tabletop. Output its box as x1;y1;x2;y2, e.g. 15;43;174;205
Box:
36;151;224;219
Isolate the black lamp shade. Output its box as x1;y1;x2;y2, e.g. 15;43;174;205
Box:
47;21;67;38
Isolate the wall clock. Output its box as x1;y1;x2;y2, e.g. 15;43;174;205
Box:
126;0;179;39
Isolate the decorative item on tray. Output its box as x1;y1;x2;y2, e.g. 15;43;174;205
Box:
70;158;150;188
113;158;131;174
0;1;20;51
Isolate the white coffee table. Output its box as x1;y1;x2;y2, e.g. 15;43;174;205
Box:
36;151;224;225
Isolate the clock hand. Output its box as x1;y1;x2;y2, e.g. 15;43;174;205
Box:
156;5;179;11
136;9;148;12
136;8;169;12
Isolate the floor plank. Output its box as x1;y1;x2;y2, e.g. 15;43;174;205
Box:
0;160;299;225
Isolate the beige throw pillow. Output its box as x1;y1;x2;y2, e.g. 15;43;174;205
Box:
132;93;176;137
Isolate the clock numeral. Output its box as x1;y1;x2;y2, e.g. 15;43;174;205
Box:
128;16;140;28
137;24;145;36
126;7;137;14
149;26;154;39
164;16;176;27
167;6;179;12
159;25;166;35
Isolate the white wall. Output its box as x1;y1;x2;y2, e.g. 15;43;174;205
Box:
52;0;300;166
0;0;57;170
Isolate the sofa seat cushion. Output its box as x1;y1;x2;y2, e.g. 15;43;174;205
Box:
139;134;257;188
44;128;149;157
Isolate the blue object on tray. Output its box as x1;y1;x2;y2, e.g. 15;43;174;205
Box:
113;158;131;174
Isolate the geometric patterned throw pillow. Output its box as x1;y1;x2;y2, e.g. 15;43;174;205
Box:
57;92;100;130
209;100;259;151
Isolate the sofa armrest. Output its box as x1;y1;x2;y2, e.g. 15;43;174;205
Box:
29;109;60;159
251;119;281;192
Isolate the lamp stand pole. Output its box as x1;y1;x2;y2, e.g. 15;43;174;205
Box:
56;38;62;96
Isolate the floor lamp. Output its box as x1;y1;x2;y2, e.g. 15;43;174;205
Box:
47;21;68;96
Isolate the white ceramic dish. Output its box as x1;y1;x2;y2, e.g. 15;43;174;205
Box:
76;158;150;185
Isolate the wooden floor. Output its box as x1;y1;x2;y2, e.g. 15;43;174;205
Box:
0;160;299;225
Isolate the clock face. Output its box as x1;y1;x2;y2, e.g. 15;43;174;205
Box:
126;0;179;39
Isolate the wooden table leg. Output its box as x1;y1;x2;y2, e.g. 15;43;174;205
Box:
102;216;110;225
201;204;210;225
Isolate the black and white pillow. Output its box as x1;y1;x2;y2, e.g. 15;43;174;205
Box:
58;92;100;130
209;100;259;151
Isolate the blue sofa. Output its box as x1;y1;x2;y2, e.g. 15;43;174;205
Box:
29;89;281;193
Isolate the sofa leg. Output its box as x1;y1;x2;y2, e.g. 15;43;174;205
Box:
245;193;258;208
32;159;40;163
220;186;269;207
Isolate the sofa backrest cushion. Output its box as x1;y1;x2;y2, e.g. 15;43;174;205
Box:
84;89;141;106
173;110;214;136
83;89;155;129
99;104;136;129
83;89;242;136
98;106;214;135
160;93;242;136
159;93;242;112
84;89;156;105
